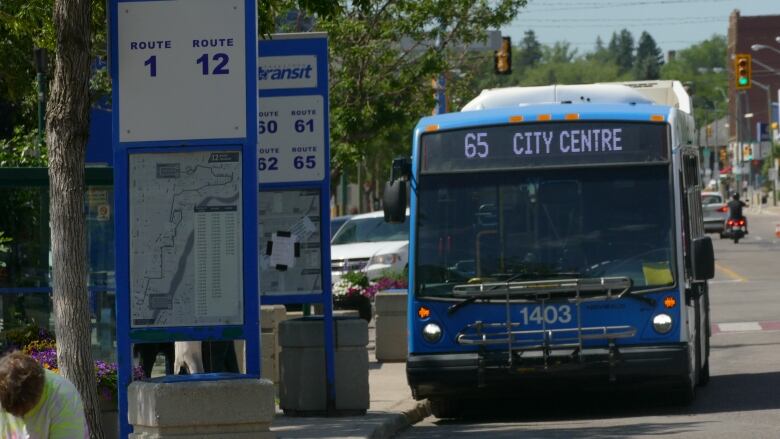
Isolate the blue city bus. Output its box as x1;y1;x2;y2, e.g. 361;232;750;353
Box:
383;81;715;417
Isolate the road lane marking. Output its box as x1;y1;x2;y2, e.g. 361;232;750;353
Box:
712;320;780;334
714;262;747;282
709;279;742;285
760;321;780;331
717;322;761;332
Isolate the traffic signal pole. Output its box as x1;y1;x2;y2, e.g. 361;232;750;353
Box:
734;54;752;199
736;92;742;196
752;79;777;206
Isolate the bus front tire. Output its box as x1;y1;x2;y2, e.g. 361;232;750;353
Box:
429;398;461;419
698;361;710;386
673;341;698;405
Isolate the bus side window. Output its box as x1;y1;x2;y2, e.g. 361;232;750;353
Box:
680;153;702;277
679;169;692;274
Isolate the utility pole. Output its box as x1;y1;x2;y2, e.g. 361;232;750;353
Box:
714;117;720;192
735;92;742;195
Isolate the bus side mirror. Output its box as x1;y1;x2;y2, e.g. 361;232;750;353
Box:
383;180;406;223
383;157;410;223
692;236;714;280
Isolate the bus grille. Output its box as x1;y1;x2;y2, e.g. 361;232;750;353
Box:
456;323;636;349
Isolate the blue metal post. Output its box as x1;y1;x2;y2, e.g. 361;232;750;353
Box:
435;74;447;115
243;0;260;378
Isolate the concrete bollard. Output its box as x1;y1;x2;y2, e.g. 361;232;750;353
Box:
279;316;369;415
259;305;287;382
374;290;408;362
127;377;275;439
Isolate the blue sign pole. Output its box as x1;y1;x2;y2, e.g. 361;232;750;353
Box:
110;1;258;437
256;33;336;409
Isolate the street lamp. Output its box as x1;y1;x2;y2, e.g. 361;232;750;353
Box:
752;44;780;56
748;46;780;206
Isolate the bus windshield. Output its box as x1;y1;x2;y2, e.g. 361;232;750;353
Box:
415;165;675;297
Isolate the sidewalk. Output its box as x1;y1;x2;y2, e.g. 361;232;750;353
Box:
750;203;780;216
270;320;430;439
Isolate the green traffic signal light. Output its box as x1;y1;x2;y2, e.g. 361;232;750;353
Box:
735;54;751;89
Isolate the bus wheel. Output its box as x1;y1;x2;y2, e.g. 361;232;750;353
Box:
674;341;697;404
699;290;711;387
699;361;710;386
429;398;461;419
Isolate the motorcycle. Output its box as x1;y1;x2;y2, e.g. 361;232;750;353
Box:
723;217;747;243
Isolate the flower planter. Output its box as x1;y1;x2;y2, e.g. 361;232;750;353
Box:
100;398;119;439
334;294;373;322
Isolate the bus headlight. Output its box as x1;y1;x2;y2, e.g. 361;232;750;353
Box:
422;323;442;343
652;313;673;334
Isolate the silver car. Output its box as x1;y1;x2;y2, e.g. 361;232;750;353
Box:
701;192;728;234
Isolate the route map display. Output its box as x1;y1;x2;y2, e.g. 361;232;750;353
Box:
259;189;322;296
129;150;243;327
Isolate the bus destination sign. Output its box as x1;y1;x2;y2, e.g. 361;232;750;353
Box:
421;122;668;173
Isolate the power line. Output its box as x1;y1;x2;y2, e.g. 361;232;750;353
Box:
518;16;725;22
522;0;735;13
510;18;725;28
540;39;706;46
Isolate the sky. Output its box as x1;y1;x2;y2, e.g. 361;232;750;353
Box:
504;0;780;55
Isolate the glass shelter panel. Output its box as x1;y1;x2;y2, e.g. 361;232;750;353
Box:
0;176;118;362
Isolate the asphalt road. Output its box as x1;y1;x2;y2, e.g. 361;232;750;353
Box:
399;209;780;439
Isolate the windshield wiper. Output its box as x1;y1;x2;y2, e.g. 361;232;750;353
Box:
447;271;580;315
447;275;656;314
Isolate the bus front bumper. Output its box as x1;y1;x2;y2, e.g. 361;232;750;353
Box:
407;344;688;399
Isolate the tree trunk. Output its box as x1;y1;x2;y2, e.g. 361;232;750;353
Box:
47;0;104;437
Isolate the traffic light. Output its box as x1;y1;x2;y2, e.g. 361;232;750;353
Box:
735;54;751;90
494;36;511;75
719;148;727;164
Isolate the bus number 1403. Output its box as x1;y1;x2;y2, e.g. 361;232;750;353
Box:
519;305;573;325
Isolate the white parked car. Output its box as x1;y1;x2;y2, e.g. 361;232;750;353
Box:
701;191;728;234
330;210;409;283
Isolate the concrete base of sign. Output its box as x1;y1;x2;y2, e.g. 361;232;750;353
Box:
127;378;275;439
311;303;361;318
374;290;408;362
261;305;287;382
279;317;369;415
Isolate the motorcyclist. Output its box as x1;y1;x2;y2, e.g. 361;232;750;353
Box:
726;192;748;234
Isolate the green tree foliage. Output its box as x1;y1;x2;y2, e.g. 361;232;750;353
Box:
608;29;635;74
661;35;728;126
317;0;527;176
0;0;106;155
634;31;664;80
542;41;577;64
587;35;612;64
519;57;626;86
0;0;52;137
517;30;543;71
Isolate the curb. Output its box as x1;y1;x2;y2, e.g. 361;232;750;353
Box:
368;399;431;439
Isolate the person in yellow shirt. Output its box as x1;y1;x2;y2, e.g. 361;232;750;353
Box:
0;351;89;439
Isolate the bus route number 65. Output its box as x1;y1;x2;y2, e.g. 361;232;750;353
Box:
464;132;489;159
